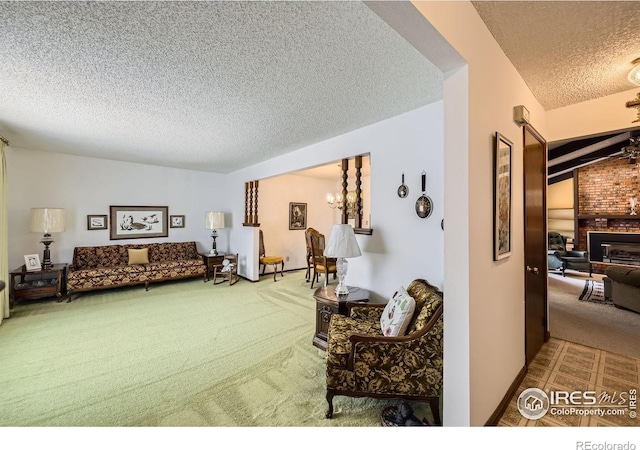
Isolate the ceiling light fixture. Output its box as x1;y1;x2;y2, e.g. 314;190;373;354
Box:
628;58;640;86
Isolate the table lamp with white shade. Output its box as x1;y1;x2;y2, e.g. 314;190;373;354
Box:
30;208;65;269
323;224;362;295
205;211;225;256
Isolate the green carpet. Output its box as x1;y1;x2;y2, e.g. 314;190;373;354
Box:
0;271;432;427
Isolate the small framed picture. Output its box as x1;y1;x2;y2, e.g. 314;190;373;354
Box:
24;254;41;272
170;215;185;228
289;202;307;230
87;215;108;230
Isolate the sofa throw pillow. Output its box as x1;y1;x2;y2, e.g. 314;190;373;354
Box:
128;248;149;265
380;287;416;337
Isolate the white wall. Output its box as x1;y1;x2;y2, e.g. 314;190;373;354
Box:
257;173;336;273
6;148;227;269
413;1;548;425
546;88;640;142
228;103;445;300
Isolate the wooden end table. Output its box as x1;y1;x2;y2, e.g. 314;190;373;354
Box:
9;263;68;308
312;285;369;350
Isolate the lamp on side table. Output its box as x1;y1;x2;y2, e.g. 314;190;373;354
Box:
30;208;65;269
205;211;225;256
324;224;362;296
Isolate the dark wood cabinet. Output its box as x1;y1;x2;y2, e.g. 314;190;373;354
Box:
9;263;68;308
312;285;369;350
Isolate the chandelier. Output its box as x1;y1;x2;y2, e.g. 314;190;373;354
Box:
326;191;361;217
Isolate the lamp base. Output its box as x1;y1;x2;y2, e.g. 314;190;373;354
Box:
40;235;54;270
334;257;349;296
211;230;218;256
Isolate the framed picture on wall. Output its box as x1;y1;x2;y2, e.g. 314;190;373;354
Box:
289;202;307;230
170;215;185;228
87;215;108;230
109;205;169;240
494;132;512;260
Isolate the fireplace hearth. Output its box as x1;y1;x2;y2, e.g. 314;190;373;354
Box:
588;232;640;266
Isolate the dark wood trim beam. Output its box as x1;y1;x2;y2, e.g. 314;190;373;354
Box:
354;155;363;229
341;158;349;225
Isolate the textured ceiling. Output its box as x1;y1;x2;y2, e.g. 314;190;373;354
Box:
472;1;640;110
0;1;443;173
4;2;638;174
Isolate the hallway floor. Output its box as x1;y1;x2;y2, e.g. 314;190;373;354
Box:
498;338;638;426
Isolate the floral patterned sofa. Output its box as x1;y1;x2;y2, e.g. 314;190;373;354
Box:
67;241;206;298
324;279;443;424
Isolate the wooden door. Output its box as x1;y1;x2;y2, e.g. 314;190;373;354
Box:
523;124;548;365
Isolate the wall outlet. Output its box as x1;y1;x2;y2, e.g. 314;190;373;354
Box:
286;256;290;261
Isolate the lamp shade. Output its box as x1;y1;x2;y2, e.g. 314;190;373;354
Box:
30;208;65;234
324;224;362;258
205;211;225;230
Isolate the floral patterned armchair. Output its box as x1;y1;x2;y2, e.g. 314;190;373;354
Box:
324;279;443;424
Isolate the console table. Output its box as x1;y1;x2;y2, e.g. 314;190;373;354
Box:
312;285;369;350
9;263;68;308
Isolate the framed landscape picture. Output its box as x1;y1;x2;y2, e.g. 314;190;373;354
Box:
494;132;512;260
289;202;307;230
109;206;169;240
87;214;108;230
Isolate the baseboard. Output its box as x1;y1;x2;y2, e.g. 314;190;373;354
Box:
484;364;527;426
242;268;306;282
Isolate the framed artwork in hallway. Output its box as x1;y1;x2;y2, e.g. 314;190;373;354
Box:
494;132;512;260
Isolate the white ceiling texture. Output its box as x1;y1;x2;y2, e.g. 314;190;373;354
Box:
0;1;442;173
1;1;640;173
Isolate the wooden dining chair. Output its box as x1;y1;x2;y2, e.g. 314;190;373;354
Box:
259;230;284;282
307;228;337;289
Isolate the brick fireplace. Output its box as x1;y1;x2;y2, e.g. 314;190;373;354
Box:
576;156;640;274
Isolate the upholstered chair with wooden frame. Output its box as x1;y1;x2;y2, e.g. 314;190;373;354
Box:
307;228;337;289
259;230;284;282
324;279;443;424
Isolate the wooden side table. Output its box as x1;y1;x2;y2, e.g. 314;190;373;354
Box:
201;253;225;282
9;263;68;308
312;285;369;350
